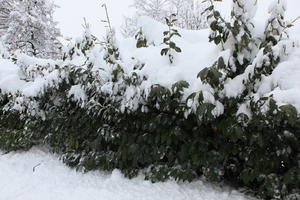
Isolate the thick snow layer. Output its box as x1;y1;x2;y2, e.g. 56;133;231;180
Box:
120;16;218;92
0;59;27;93
0;148;254;200
0;0;300;111
257;47;300;111
0;54;65;97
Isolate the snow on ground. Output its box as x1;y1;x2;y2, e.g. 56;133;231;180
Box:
0;148;254;200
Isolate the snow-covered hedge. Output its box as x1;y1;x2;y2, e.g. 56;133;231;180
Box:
1;0;300;199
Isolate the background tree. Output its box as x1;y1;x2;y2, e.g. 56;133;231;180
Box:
0;0;13;34
133;0;169;22
121;0;209;38
0;0;62;58
170;0;208;30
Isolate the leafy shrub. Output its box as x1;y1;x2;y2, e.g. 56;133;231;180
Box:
135;28;148;48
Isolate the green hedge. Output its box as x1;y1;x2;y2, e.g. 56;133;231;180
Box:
1;77;300;199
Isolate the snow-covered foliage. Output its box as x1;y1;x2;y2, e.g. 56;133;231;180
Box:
0;0;61;58
1;0;300;199
160;14;182;64
121;0;208;38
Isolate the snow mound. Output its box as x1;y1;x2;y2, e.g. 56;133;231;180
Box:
0;59;27;93
120;16;218;92
257;47;300;111
0;148;254;200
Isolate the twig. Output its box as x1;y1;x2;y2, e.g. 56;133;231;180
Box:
291;16;300;24
1;151;9;156
284;16;300;30
33;163;41;172
101;3;112;32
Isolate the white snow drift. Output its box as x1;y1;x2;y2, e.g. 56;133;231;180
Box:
0;148;254;200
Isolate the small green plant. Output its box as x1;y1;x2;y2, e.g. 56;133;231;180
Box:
160;14;182;64
101;4;121;64
135;28;148;48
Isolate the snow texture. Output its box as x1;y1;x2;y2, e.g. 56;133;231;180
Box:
0;148;254;200
0;1;299;117
1;0;300;115
0;59;26;93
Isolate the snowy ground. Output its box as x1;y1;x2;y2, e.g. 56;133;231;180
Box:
0;148;254;200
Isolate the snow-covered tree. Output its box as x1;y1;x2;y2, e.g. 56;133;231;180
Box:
170;0;209;30
133;0;169;22
0;0;61;58
0;0;13;34
121;16;139;40
121;0;208;38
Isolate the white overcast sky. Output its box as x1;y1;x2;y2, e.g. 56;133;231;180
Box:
54;0;134;38
54;0;300;39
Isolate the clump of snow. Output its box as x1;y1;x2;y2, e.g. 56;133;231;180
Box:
232;0;257;22
0;59;28;93
0;148;255;200
257;47;300;111
68;85;87;107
